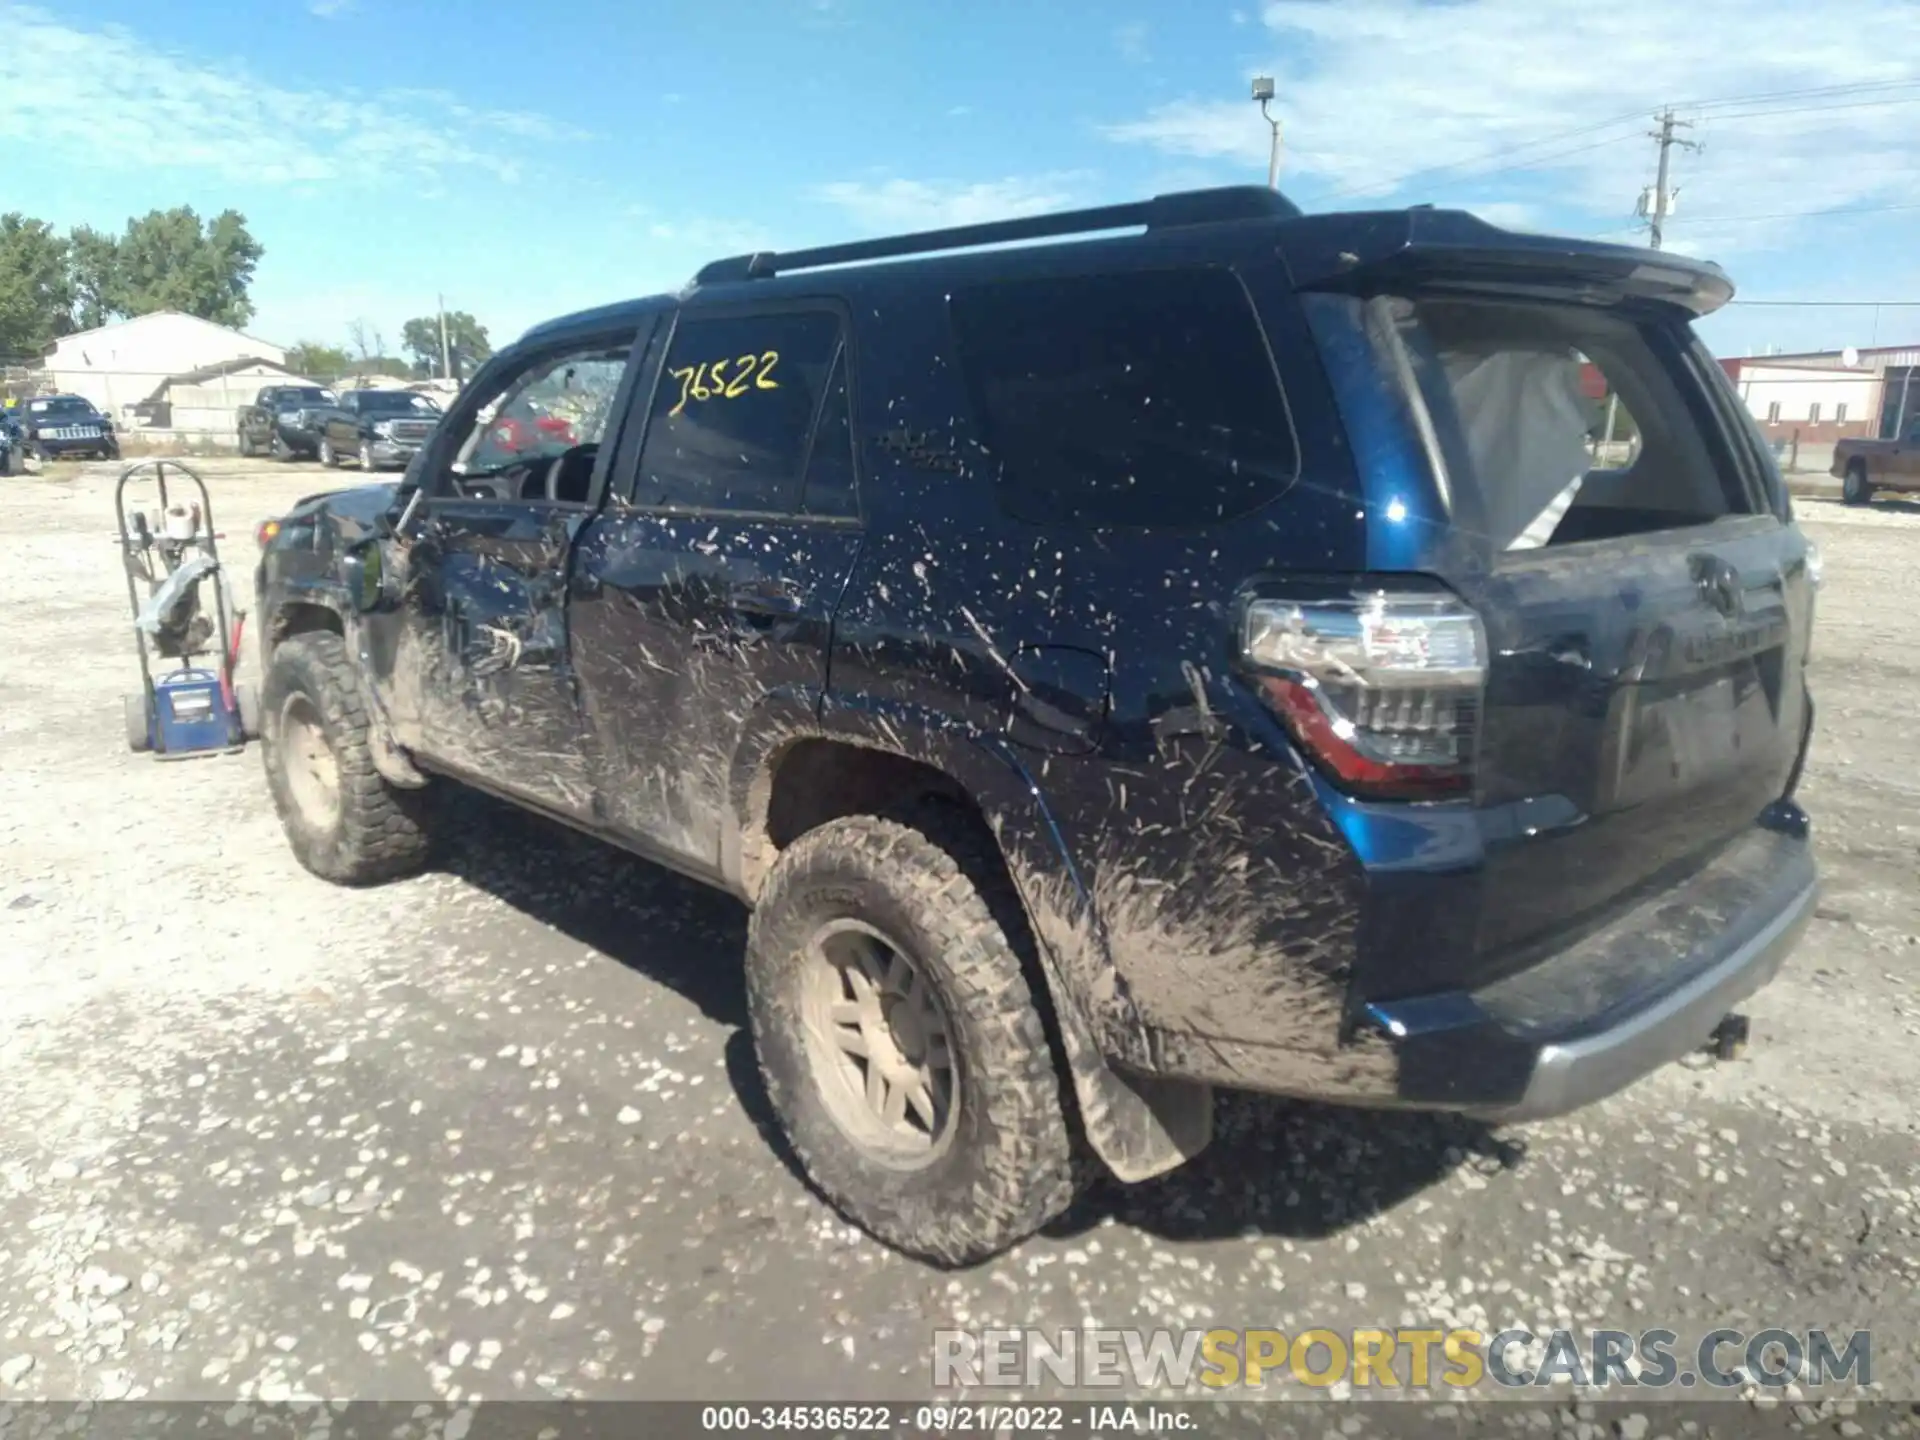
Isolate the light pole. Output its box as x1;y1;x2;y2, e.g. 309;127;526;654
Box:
1251;76;1281;189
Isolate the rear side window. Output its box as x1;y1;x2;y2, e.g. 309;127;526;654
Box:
949;268;1297;528
635;310;843;515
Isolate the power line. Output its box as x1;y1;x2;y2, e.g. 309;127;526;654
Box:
1678;77;1920;112
1730;299;1920;307
1591;198;1920;240
1678;94;1920;124
1311;79;1920;205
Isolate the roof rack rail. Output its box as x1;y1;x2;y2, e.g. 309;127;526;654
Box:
694;185;1303;285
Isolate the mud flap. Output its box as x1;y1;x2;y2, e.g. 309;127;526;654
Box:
1048;978;1213;1183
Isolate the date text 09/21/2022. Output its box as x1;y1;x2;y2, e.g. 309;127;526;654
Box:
698;1404;1194;1433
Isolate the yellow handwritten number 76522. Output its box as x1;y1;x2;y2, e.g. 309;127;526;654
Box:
667;351;780;417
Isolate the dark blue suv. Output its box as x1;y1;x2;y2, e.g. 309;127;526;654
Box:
253;187;1819;1264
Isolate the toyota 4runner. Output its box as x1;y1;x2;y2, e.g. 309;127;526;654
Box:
253;187;1820;1265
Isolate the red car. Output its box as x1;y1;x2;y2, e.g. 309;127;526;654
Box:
488;414;578;454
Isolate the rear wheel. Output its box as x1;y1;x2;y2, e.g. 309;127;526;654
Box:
271;432;294;462
744;811;1076;1265
261;632;432;884
234;681;261;742
317;436;337;468
1843;461;1874;506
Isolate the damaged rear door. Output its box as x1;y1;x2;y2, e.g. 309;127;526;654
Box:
384;323;653;819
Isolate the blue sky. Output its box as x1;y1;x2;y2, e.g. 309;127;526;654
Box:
5;0;1919;360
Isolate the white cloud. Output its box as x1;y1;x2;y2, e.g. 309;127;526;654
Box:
637;214;775;255
811;174;1091;232
1115;21;1151;64
0;4;590;186
1457;200;1545;233
1102;0;1920;257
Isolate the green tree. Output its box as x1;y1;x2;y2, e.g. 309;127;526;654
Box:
285;341;352;379
66;226;120;332
0;214;72;358
90;207;263;328
401;311;490;379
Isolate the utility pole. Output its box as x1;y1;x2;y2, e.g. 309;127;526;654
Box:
437;294;452;381
1604;109;1699;458
1643;108;1697;252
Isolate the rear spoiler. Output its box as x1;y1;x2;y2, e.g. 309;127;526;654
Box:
1278;209;1735;317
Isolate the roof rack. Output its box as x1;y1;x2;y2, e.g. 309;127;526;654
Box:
694;185;1303;285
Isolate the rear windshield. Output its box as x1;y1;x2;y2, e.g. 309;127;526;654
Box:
1307;292;1768;550
949;267;1298;529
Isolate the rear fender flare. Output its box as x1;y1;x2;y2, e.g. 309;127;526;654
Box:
726;690;1213;1184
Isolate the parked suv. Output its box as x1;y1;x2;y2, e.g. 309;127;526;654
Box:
19;393;118;460
253;187;1820;1264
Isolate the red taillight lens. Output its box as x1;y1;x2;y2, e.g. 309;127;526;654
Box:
256;519;281;548
1242;588;1486;801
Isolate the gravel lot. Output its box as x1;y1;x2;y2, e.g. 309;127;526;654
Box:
1;458;1916;1413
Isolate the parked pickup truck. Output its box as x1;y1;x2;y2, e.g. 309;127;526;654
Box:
312;389;443;472
1831;417;1920;504
238;386;338;460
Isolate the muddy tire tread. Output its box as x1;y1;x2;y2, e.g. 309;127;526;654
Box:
262;632;430;885
746;809;1075;1266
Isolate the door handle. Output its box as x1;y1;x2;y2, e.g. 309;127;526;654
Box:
729;580;804;617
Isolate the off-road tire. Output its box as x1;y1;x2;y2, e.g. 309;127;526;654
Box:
261;632;431;885
1843;461;1874;507
745;811;1076;1266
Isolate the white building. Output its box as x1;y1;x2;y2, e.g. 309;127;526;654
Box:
43;312;288;418
1724;361;1879;439
1725;344;1920;440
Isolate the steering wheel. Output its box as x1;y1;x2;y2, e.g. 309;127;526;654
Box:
542;442;600;503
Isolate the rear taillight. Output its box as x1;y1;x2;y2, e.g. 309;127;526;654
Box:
1242;587;1486;800
256;519;281;548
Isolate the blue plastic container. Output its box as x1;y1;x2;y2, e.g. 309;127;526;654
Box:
152;668;239;756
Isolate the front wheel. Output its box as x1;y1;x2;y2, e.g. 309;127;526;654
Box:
124;692;152;753
261;632;432;885
1842;461;1874;506
360;439;378;472
745;811;1076;1266
317;436;337;467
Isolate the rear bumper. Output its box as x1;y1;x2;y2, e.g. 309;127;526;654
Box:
1125;811;1816;1121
